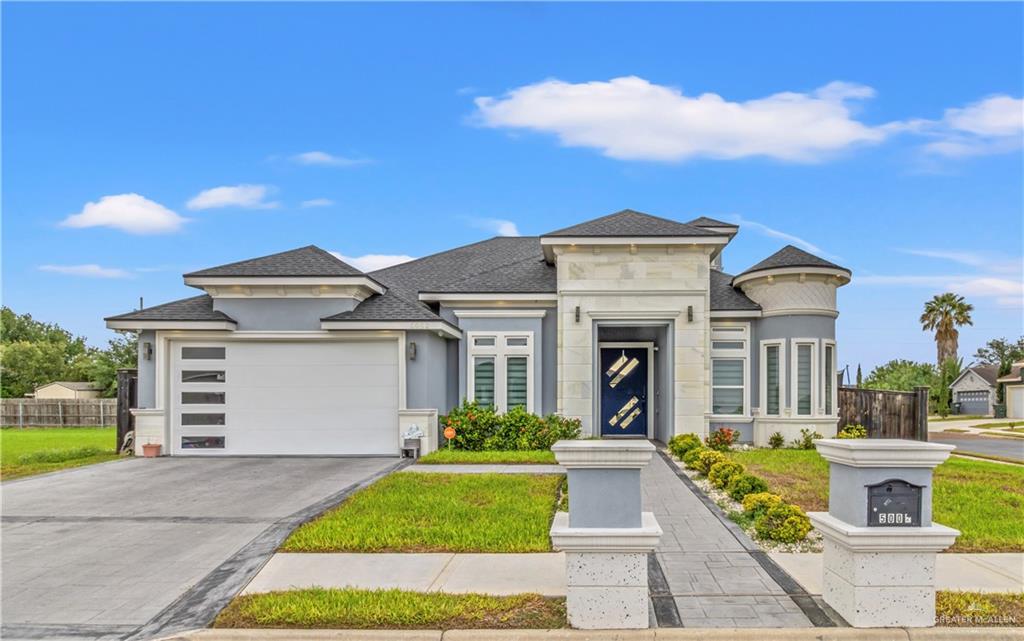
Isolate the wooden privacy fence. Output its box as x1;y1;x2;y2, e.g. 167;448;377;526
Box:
838;386;929;441
1;398;117;427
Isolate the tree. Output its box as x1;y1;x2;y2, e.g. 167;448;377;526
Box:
85;333;138;396
864;359;938;392
920;293;974;367
974;337;1024;367
935;357;963;418
856;364;863;388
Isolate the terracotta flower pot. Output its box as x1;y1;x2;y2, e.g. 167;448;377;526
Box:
142;443;162;458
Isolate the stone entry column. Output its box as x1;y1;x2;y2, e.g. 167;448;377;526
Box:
809;439;960;628
549;440;663;629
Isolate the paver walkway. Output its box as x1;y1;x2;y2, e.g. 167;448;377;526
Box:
642;452;819;628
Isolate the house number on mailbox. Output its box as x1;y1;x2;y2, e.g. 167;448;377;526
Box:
867;479;922;527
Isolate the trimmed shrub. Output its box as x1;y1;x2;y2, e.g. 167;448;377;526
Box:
668;433;702;459
440;401;581;451
485;406;543;450
694;449;727;475
705;428;736;452
741;492;783;518
726;473;769;502
708;461;745;489
754;503;812;543
682;446;708;470
792;428;823;450
768;432;785;449
441;400;499;451
837;424;867;439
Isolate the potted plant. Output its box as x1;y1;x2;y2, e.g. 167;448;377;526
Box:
142;441;161;458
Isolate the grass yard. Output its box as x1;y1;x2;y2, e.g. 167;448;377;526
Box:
417;449;556;465
728;449;1024;552
973;422;1021;429
936;591;1024;627
931;415;987;422
281;472;564;553
215;588;566;630
1;427;120;480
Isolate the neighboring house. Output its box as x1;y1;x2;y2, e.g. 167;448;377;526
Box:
105;209;851;456
31;381;104;400
998;361;1024;419
948;364;998;416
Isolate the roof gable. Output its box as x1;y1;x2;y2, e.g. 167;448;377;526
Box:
185;246;363;278
687;216;739;229
738;245;849;277
543;209;719;238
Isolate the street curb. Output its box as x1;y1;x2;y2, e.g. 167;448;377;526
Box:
158;626;1024;640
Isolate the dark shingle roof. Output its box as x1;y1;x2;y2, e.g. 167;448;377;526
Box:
543;209;719;238
687;216;739;229
424;255;555;294
185;245;364;278
322;292;456;328
710;271;761;311
738;245;848;277
968;364;999;386
105;295;235;322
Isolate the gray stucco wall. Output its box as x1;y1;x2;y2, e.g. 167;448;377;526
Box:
137;329;156;408
405;330;452;413
213;298;357;330
750;314;836;412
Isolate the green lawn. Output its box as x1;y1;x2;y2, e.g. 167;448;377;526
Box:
937;591;1024;627
418;449;557;465
728;449;1024;552
1;427;120;480
281;472;564;553
931;415;987;422
215;588;566;629
973;422;1021;429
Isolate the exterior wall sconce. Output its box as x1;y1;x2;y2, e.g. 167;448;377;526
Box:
687;306;693;322
407;341;417;361
575;305;581;323
143;342;153;361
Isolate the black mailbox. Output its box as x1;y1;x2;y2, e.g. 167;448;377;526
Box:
866;479;923;527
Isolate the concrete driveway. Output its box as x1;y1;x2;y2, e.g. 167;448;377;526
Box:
1;456;401;641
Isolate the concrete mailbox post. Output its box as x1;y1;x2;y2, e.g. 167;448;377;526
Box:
549;440;662;629
809;439;960;628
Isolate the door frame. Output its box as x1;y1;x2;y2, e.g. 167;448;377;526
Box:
597;341;654;439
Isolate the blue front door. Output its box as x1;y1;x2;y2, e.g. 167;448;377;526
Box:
600;347;649;437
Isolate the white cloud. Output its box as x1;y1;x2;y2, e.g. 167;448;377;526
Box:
39;264;133;279
301;198;335;208
329;252;416;272
731;215;838;259
60;193;187;234
854;274;1023;308
474;76;890;162
921;95;1023;158
186;184;278;210
291;151;369;167
468;217;521;237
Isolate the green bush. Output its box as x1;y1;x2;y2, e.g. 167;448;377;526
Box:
726;473;769;501
768;432;784;449
668;433;702;459
754;503;812;543
705;428;737;452
837;424;867;439
694;449;727;475
708;461;745;489
791;428;823;450
681;446;707;469
741;492;783;518
439;401;581;451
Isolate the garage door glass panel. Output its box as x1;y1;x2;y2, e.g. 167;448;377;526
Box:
181;346;225;359
181;413;226;426
181;391;226;404
181;436;225;449
182;370;225;383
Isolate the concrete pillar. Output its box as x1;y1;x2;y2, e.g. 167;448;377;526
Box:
549;440;662;629
809;439;960;628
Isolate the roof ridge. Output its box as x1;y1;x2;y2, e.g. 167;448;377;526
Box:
184;245;363;277
369;236;539;276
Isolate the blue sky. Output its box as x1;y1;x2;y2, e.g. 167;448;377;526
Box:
3;2;1022;374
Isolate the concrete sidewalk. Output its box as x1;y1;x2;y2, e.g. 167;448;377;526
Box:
243;553;567;596
771;552;1024;594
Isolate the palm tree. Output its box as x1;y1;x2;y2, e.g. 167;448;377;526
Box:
920;293;974;366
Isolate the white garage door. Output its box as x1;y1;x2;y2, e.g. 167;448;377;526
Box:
1010;386;1024;420
170;340;399;456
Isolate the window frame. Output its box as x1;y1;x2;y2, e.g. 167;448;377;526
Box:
822;339;837;417
710;323;750;419
466;331;534;413
790;339;819;417
759;339;786;417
